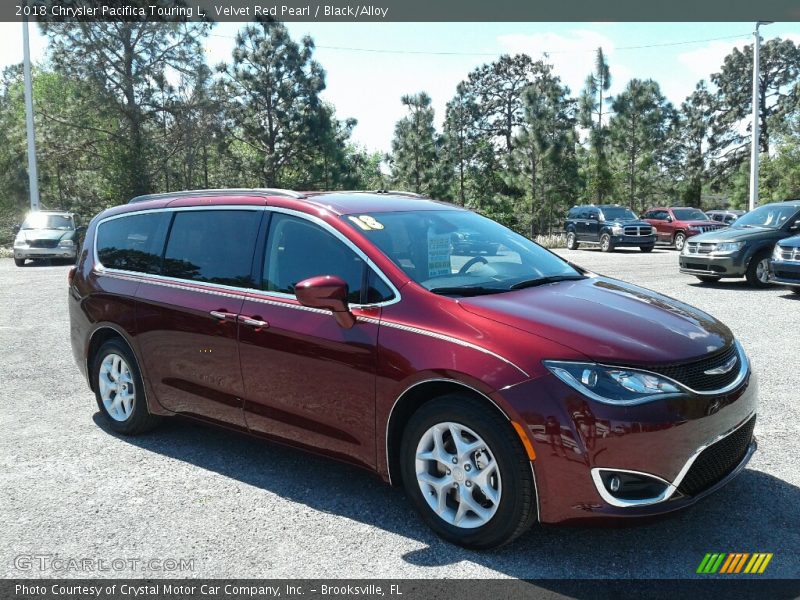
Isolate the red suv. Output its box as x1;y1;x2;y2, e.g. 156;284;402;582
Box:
69;190;757;548
643;207;724;251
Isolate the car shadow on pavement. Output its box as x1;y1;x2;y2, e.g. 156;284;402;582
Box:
687;280;778;292
93;413;800;580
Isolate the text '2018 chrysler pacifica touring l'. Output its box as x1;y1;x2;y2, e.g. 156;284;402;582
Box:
69;190;757;548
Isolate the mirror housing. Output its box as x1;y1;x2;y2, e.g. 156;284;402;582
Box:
12;224;20;235
295;275;355;329
665;215;673;223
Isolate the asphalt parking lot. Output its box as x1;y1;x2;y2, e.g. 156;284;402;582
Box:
1;248;798;580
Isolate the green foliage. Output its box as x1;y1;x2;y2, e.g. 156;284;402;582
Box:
390;92;441;195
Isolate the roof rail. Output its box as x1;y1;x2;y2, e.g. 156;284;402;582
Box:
373;189;428;198
128;188;305;204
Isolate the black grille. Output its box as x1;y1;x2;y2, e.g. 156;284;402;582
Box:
28;239;59;248
678;416;755;496
646;344;741;392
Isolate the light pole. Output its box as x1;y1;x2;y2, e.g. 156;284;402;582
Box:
749;21;773;212
22;11;40;212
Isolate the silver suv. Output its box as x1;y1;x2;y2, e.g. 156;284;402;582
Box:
13;210;82;267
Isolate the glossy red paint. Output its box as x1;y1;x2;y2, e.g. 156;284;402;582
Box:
644;207;724;246
69;190;757;526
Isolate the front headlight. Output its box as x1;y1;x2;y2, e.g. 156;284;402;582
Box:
543;360;683;405
58;239;75;248
14;235;27;248
710;241;744;255
772;244;782;260
611;224;624;235
650;226;657;235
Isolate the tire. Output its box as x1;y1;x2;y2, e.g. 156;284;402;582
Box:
696;275;721;283
744;251;771;288
640;245;654;253
600;233;614;252
673;232;686;251
14;258;25;267
792;288;800;295
92;338;162;435
399;394;537;549
565;231;578;250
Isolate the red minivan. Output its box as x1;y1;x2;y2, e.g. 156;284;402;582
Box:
69;190;757;548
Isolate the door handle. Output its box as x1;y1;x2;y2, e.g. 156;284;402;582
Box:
210;310;238;321
238;315;269;329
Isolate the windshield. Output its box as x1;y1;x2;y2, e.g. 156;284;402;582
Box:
731;205;799;229
344;210;582;295
600;207;637;220
21;213;74;230
672;208;708;221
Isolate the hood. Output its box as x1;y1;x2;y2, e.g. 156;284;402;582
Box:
690;226;786;243
779;234;800;248
458;277;733;365
685;220;722;228
609;219;650;227
18;228;74;242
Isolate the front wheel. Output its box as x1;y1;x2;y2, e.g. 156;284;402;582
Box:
600;233;614;252
744;252;771;288
400;395;537;549
674;232;686;251
14;258;25;267
640;245;654;253
792;288;800;295
92;339;161;435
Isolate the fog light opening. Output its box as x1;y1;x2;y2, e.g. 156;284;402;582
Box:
609;475;621;493
597;469;671;503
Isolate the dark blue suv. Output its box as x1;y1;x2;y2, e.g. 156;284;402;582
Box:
565;204;657;252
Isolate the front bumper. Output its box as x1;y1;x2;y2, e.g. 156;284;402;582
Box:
679;252;745;277
610;234;657;247
14;246;76;260
501;364;758;524
768;259;800;288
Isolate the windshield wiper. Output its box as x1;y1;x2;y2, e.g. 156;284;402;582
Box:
428;285;508;297
509;274;586;290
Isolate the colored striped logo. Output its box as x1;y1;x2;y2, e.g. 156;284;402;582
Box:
697;553;773;574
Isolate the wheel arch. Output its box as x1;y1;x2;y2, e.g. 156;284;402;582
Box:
384;378;514;487
86;325;137;394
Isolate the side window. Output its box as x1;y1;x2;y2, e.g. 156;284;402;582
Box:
162;210;261;287
365;269;395;304
567;208;579;219
96;212;169;274
264;214;365;304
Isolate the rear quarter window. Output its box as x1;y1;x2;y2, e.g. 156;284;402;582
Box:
96;212;170;273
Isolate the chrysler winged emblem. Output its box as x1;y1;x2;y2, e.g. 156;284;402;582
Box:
704;355;738;375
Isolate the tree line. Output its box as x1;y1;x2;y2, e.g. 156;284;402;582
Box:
0;21;798;241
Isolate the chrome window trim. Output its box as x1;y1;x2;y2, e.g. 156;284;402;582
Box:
591;411;756;508
93;204;402;309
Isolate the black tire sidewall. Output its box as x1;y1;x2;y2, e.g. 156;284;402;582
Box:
566;231;577;250
600;233;612;252
745;251;771;288
399;396;535;549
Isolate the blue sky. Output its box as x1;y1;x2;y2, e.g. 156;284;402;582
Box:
1;21;798;152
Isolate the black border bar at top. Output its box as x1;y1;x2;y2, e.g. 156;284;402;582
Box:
4;0;800;23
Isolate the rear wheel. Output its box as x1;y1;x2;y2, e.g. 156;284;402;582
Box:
14;258;25;267
92;339;161;435
696;275;721;283
744;252;771;288
673;232;686;251
565;231;578;250
600;233;614;252
400;395;537;549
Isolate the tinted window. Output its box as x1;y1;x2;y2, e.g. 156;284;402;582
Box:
672;208;708;221
732;205;800;230
163;210;260;286
96;212;169;273
600;207;638;220
22;213;74;230
264;214;366;304
567;208;580;219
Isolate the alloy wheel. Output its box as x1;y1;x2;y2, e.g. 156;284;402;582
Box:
98;353;136;422
414;422;502;529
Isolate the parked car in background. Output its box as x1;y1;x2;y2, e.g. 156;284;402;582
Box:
69;189;756;549
643;207;724;251
450;228;500;256
13;210;83;267
706;209;746;226
768;235;800;294
679;200;800;287
565;204;656;252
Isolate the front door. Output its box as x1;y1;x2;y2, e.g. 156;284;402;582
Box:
238;211;390;469
136;208;263;428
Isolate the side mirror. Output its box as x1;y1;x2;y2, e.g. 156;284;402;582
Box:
790;219;800;231
75;226;87;235
295;275;355;329
12;225;20;235
665;216;673;223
